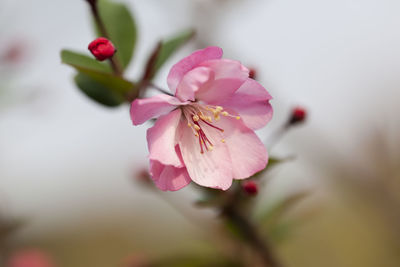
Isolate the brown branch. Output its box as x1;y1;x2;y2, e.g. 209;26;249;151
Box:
221;188;282;267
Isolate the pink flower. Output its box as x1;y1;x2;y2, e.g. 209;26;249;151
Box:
130;47;273;191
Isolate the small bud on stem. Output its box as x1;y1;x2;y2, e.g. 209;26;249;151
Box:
85;0;122;76
88;37;116;61
249;68;257;79
242;180;258;196
288;106;307;126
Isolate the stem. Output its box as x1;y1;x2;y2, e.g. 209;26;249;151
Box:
222;188;282;267
266;124;290;150
86;0;123;76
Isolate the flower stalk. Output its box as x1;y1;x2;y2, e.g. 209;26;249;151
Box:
85;0;123;76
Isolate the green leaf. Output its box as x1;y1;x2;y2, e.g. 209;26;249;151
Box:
258;191;309;228
252;156;295;179
61;49;111;73
143;29;195;80
97;0;137;69
257;192;309;244
61;50;137;102
74;72;125;107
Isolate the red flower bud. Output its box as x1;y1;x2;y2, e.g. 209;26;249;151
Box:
88;37;116;61
248;68;257;79
242;181;258;196
134;168;154;189
288;106;307;125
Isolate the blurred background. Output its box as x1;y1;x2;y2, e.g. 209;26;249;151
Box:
1;0;400;266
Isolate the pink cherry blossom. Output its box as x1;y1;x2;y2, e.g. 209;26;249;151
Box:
130;46;273;191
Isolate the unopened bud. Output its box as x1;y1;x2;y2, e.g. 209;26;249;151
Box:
135;169;153;188
88;37;116;61
249;68;257;79
242;181;258;196
288;106;307;126
3;43;24;63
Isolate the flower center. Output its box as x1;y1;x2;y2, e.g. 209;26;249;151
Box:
182;103;240;154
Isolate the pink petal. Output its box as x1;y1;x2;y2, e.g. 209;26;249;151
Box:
178;120;233;190
199;59;249;80
150;160;191;191
215;116;268;179
220;79;273;130
130;94;182;125
167;46;223;94
195;78;245;104
175;66;213;101
195;59;249;103
147;109;183;167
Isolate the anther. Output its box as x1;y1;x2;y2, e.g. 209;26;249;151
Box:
193;115;199;121
194;125;200;131
221;111;229;116
236;116;241;120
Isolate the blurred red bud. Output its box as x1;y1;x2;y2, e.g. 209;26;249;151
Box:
248;68;257;79
288;106;307;126
7;249;54;267
88;37;116;61
242;181;258;196
134;168;153;188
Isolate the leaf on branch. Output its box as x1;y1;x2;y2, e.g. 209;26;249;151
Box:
258;191;309;226
253;156;295;179
142;29;195;81
96;0;137;69
74;72;126;107
61;50;138;106
257;191;310;243
61;50;111;73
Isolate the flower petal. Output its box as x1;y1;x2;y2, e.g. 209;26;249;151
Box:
216;116;268;179
195;59;249;103
150;160;191;191
195;78;245;104
147;109;182;167
199;59;249;80
167;46;223;94
178;120;233;190
220;79;273;130
175;66;213;101
130;94;182;125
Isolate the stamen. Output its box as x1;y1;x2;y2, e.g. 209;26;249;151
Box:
200;118;224;132
199;135;204;154
182;103;230;154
